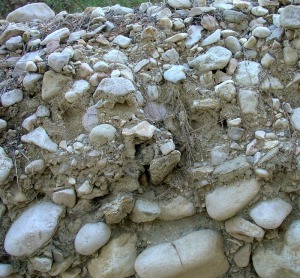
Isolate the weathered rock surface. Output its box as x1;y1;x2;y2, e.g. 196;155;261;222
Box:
4;202;63;256
135;230;229;278
0;147;13;185
88;234;137;278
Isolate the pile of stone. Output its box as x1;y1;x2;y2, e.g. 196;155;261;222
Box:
0;0;300;277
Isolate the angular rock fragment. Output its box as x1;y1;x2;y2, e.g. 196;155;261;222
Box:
4;202;63;256
21;127;58;152
65;80;90;103
280;5;300;29
41;28;70;45
1;89;23;107
130;199;160;223
135;230;229;278
149;150;181;185
234;61;261;87
0;147;13;185
89;124;116;146
88;234;137;278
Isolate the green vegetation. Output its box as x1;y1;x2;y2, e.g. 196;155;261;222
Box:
0;0;160;18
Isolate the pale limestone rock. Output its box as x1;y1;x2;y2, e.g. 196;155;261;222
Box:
205;179;260;221
234;61;261;87
48;52;70;72
42;70;72;101
215;80;236;102
52;189;76;208
0;119;7;131
88;234;137;278
189;46;232;72
185;25;203;48
135;230;229;278
0;264;14;277
6;3;55;23
165;33;188;43
41;28;70;45
0;147;13;185
23;73;43;92
163;65;186;83
291;108;300;131
4;202;63;256
250;198;292;229
21;127;58;152
225;217;265;242
252;26;271;38
160;140;175;155
89;124;117;145
238;89;259;115
201;29;221;47
30;257;52;272
65;80;90;103
112;35;131;48
103;50;128;64
130;199;160;223
280;5;300;29
25;159;45;175
122;121;156;140
5;35;23;51
78;63;94;78
75;222;111;255
159;196;196;221
233;244;251;268
0;23;29;45
167;0;192;8
1;89;23;107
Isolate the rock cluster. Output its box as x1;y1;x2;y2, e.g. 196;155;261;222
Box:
0;0;300;277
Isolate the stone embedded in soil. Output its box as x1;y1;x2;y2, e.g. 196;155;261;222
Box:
42;70;72;101
234;61;261;87
23;73;43;92
280;5;300;29
291;108;300;131
130;199;161;223
159;196;196;221
103;50;128;64
0;119;7;131
5;35;23;51
4;202;63;257
149;150;181;185
0;147;13;185
163;65;186;83
88;233;137;278
122;121;156;140
238;89;259;115
225;217;265;242
189;46;232;72
21;127;58;152
1;89;23;107
233;244;251;268
65;80;90;103
52;189;76;208
48;52;70;72
41;28;70;45
205;179;260;221
30;257;52;272
134;230;229;278
6;3;55;23
74;222;111;255
213;156;251;181
102;193;135;224
215;80;236;102
253;220;300;278
25;159;46;175
112;35;132;48
89;124;117;146
249;198;292;229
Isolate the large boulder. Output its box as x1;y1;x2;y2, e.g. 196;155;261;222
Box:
6;3;55;23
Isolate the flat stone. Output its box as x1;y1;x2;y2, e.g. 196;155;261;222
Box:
189;46;232;72
201;29;221;46
206;179;260;221
65;80;90;103
280;5;300;29
94;77;135;101
135;230;229;278
159;196;196;221
25;159;46;175
185;25;203;48
41;28;70;45
53;189;76;208
0;147;13;185
1;89;23;107
234;61;261;87
162;48;179;64
48;52;70;72
4;202;63;257
163;65;186;83
6;3;55;22
250;198;292;229
225;217;265;242
21;127;58;152
0;23;29;45
238;89;259;115
223;10;247;23
291;108;300;131
167;0;192;9
149;150;181;185
130;199;161;223
42;70;72;101
75;222;111;255
110;4;134;15
89;124;117;145
283;46;298;66
103;50;128;64
213;156;251;181
165;33;188;43
88;233;137;278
